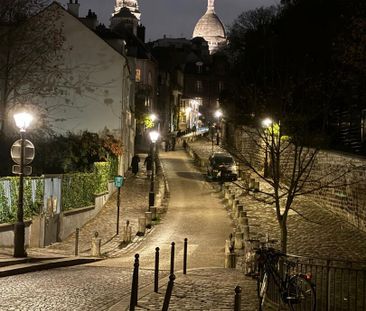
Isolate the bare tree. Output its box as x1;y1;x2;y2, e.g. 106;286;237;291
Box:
0;0;67;133
229;121;360;254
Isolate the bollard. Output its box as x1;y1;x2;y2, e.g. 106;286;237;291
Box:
150;206;157;221
233;200;240;218
234;232;244;250
91;231;101;257
170;242;175;275
183;238;188;275
234;286;242;311
129;254;139;310
74;227;79;256
236;205;244;219
122;226;127;242
137;217;146;236
225;252;236;268
254;181;260;192
127;226;132;242
243;225;250;240
162;274;176;311
228;194;235;209
145;211;152;229
154;247;160;293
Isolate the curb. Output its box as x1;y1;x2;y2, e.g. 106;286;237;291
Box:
0;256;101;278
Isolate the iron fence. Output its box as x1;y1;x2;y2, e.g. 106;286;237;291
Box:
266;255;366;311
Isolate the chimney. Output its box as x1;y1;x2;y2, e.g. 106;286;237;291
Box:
67;0;80;18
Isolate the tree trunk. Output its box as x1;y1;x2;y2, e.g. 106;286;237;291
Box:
280;219;288;254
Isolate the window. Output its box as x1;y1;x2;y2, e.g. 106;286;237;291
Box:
148;72;152;86
196;80;202;92
135;69;141;82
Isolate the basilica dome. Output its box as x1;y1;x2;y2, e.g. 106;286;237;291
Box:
192;0;226;54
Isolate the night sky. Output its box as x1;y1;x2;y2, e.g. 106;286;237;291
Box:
59;0;278;41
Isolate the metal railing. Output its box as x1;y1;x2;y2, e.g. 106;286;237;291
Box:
266;255;366;311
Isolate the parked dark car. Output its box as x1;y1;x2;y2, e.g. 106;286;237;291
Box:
207;152;238;181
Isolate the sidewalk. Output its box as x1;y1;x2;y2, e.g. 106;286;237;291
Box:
0;154;164;265
186;136;366;263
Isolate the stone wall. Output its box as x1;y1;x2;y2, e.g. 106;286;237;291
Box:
224;123;366;232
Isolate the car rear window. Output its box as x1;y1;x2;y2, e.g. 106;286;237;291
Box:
215;156;234;165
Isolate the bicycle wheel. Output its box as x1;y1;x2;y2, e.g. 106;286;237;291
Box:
287;275;316;311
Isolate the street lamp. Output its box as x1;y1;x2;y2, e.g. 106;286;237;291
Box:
150;113;157;122
148;130;159;210
13;111;33;258
214;110;223;145
261;118;272;178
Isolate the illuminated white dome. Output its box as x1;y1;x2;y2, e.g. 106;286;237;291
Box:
193;0;226;53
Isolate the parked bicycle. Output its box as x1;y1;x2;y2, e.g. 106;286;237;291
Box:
255;247;316;311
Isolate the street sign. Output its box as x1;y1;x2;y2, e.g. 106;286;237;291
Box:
114;175;124;188
11;139;35;165
12;165;32;175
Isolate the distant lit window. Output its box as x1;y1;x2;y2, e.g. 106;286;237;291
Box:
196;61;203;74
148;72;152;85
196;80;202;92
362;109;366;142
135;69;141;82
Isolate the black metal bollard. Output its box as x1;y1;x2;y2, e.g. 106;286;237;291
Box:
129;254;140;311
183;238;188;275
162;274;176;311
170;242;175;275
74;228;79;256
154;247;160;293
234;285;242;311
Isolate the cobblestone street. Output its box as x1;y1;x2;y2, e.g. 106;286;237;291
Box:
1;137;366;311
187;137;366;262
134;269;257;311
0;266;154;311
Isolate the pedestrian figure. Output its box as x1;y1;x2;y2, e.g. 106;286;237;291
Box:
144;154;153;178
131;154;140;176
171;136;176;151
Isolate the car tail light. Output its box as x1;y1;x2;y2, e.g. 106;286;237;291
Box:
302;273;312;281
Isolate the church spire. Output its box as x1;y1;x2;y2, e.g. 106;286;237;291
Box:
207;0;215;13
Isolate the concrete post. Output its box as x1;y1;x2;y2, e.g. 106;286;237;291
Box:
244;239;260;275
254;181;260;192
234;231;243;250
243;225;250;240
127;225;132;242
228;194;235;209
91;231;102;257
145;212;152;229
233;200;240;218
236;205;243;219
225;188;231;200
150;206;157;220
225;252;236;268
137;217;146;236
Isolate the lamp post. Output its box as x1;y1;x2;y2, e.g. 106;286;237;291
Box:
262;118;272;178
13;112;33;258
214;110;223;145
148;130;159;210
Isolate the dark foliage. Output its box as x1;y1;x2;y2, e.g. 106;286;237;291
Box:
0;131;121;176
223;0;366;152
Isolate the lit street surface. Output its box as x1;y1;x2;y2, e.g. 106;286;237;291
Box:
0;148;247;310
100;148;233;269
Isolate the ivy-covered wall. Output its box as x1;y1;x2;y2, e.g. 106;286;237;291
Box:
0;161;112;223
0;177;44;223
61;162;111;211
